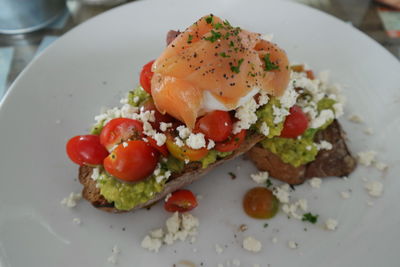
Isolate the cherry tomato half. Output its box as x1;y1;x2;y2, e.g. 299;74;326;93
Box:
243;187;279;219
103;140;159;182
215;129;247;152
100;118;143;151
66;135;109;166
146;137;169;157
279;105;308;138
194;110;232;142
139;60;155;94
164;189;198;212
165;134;208;162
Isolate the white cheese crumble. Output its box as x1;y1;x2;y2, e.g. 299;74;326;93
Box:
72;218;81;225
61;192;82;208
141;212;199;253
365;181;383;197
348;114;363;123
107;245;121;265
310;109;334;129
207;139;215;150
186;133;206;149
153;133;167;146
279;81;299;109
164;193;172;202
177;125;191;139
340;191;351;199
260;122;270;137
159;122;172;132
174;137;185;147
309;177;322;188
233;98;259;134
316;140;333;150
261;33;274;41
243;236;262;253
272;184;290;203
357;150;377;166
215;243;224;254
250;171;269;184
288;241;298;249
91;167;100;180
374;162;388;171
282;199;308;220
325;219;338;231
272;105;290;124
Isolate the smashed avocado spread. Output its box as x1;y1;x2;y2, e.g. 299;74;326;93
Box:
260;97;336;167
201;150;233;168
254;97;285;138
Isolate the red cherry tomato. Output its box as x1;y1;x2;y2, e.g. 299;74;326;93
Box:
146;137;169;157
215;129;247;152
279;105;309;138
100;118;143;151
140;60;155;94
164;189;198;212
103;140;159;182
194;110;233;142
140;99;176;131
66;135;109;166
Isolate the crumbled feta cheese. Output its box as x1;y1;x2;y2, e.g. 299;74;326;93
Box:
233;98;259;134
316;140;333;150
72;218;81;225
207;139;215;150
243;236;262;253
159;122;172;132
325;219;338;231
91;167;100;180
186;133;206;149
133;96;140;103
120;97;128;104
309;177;322;188
306;145;312;151
273;184;290;203
282;199;308;220
357;150;377;166
177;125;191;139
374;161;388;171
215;243;224;254
174;137;185;147
260;122;270;136
153;133;167;146
121;104;139;118
258;90;270;106
279;82;299;109
365;181;383;197
288;241;298;249
107;245;121;264
261;33;274;41
348;114;363;123
150;228;164;239
61;192;82;208
250;171;269;184
272;105;290;124
333;103;344;118
141;235;162;253
340;191;351;199
363;128;374;135
141;212;199;253
311;109;334;129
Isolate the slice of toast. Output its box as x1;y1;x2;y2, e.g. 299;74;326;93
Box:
246;120;357;185
78;132;265;213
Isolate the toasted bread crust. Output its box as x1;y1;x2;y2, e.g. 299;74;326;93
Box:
246;120;357;185
78;132;264;213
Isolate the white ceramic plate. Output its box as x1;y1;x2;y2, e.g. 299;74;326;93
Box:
1;0;399;266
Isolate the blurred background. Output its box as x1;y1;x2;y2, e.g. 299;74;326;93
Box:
0;0;399;99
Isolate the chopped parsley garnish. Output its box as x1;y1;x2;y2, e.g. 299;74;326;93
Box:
233;27;241;36
230;58;244;74
302;213;318;224
263;223;269;228
266;179;272;188
229;41;234;47
228;172;236;179
213;22;223;30
263;53;279;71
219;52;230;58
204;30;222;43
205;15;213;24
187;34;193;44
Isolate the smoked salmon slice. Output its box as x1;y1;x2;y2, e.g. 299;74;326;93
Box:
151;14;290;129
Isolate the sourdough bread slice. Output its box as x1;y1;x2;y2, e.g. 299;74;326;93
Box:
246;120;357;185
78;132;264;213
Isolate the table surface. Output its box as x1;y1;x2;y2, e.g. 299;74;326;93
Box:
0;0;399;96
